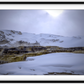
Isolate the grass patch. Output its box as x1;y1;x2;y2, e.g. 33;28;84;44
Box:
0;50;50;63
0;54;26;63
73;50;84;53
0;46;84;64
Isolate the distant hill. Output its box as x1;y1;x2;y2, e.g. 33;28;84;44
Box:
0;30;84;48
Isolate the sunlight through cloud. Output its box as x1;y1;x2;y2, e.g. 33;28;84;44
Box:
45;10;64;17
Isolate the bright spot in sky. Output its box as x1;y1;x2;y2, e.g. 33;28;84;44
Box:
45;10;64;17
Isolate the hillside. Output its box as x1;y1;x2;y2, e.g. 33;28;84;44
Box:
0;30;84;75
0;30;84;48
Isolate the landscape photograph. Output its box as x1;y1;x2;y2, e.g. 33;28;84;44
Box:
0;10;84;75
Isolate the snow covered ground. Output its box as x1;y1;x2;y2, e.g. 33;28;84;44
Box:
0;30;84;75
0;30;84;48
0;53;84;75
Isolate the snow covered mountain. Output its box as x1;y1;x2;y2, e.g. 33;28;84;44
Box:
0;30;84;75
0;30;84;48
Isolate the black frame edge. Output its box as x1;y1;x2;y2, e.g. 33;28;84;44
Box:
0;2;84;4
0;80;84;83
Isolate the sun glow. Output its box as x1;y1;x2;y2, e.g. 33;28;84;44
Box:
45;10;64;17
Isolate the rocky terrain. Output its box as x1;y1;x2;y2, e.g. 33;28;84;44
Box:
0;30;84;75
0;30;84;48
0;45;84;64
0;30;84;64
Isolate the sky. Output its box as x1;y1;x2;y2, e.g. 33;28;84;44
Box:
0;10;84;37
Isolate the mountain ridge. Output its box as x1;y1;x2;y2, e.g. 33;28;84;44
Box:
0;30;84;48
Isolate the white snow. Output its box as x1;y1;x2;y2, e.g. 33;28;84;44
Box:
0;30;84;48
0;53;84;75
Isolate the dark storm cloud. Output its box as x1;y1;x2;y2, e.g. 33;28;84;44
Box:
0;10;84;37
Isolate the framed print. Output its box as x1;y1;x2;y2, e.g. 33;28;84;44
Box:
0;1;84;83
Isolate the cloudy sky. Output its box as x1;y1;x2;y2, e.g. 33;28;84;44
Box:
0;10;84;37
